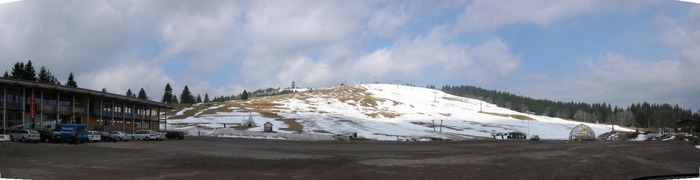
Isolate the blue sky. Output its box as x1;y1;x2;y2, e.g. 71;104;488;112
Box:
1;0;699;112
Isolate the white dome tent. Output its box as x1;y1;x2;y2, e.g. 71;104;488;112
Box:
569;124;596;141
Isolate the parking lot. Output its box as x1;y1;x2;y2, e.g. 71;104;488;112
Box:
0;137;698;180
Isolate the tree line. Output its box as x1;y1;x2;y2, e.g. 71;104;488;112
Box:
160;83;232;104
441;85;695;128
159;84;302;104
3;60;77;87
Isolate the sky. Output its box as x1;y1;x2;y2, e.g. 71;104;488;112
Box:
0;0;699;111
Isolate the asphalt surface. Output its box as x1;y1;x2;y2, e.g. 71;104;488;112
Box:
0;137;698;180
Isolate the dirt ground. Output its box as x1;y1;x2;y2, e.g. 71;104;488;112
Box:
0;137;698;180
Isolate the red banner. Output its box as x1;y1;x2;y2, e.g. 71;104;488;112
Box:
30;89;35;121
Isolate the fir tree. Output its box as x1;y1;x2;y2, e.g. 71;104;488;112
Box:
171;94;179;104
10;61;24;79
138;88;148;100
24;60;37;81
2;71;8;78
38;66;51;83
66;72;77;87
126;89;133;97
162;83;173;103
196;94;202;103
180;85;194;104
241;90;249;100
204;94;210;103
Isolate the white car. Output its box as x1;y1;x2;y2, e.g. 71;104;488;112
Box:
87;130;101;142
10;129;41;143
110;131;130;142
131;130;159;141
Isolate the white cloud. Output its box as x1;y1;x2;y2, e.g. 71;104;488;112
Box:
456;0;595;31
4;0;692;111
80;61;174;101
455;0;661;31
0;0;128;75
269;26;521;88
367;4;409;37
519;53;699;109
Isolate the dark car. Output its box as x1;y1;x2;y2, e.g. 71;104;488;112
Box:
98;131;117;142
40;130;63;143
165;131;185;140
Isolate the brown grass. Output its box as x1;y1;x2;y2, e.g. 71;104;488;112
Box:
278;118;303;132
480;111;534;120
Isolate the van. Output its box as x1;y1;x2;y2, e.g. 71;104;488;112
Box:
86;131;101;142
55;124;89;143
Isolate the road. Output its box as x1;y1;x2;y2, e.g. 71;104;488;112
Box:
0;137;698;180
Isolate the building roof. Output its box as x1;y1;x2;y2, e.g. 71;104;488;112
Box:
0;77;174;109
675;119;700;125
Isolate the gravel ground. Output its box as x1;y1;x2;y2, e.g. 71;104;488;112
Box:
0;137;698;180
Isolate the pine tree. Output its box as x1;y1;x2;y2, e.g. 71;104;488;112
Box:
241;90;249;100
162;83;173;103
171;94;179;104
3;71;8;78
10;62;24;79
180;85;194;104
24;60;37;81
51;76;60;85
66;72;77;87
138;88;148;100
204;94;210;103
126;89;133;97
196;94;202;103
38;66;52;83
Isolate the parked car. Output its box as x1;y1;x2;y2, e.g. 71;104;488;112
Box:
87;130;101;142
530;135;540;141
40;130;63;143
10;129;41;143
110;131;130;142
131;130;159;141
156;132;166;141
98;131;117;142
165;131;185;140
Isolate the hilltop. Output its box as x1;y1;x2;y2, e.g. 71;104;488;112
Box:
165;84;632;140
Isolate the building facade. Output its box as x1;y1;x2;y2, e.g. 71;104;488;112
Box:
0;78;172;134
676;119;700;134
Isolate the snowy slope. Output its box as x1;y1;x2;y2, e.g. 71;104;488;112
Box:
166;84;632;141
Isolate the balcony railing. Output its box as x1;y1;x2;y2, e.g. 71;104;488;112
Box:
42;105;56;113
3;102;21;109
58;106;71;115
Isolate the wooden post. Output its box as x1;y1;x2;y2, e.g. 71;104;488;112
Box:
2;87;6;134
40;90;43;129
72;94;75;123
22;88;25;129
56;92;59;125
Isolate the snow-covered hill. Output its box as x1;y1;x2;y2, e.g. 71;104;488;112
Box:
166;84;632;141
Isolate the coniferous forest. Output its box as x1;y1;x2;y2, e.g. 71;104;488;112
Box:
441;85;696;129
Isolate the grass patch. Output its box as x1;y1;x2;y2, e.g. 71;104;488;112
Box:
480;111;534;120
278;118;303;132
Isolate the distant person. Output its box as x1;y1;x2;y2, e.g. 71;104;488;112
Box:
70;129;77;145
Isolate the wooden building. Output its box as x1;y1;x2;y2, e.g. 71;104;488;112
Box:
0;78;173;134
676;119;700;134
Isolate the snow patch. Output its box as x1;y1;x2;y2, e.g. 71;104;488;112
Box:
167;84;635;141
